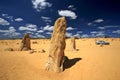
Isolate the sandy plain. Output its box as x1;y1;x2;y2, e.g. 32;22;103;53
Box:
0;38;120;80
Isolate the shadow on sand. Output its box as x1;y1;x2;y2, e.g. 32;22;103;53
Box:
63;56;82;70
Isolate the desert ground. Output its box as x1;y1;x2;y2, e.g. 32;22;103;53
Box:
0;38;120;80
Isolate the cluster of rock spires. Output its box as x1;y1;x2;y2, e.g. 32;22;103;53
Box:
6;17;78;73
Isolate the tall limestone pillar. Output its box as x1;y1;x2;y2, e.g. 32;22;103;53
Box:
45;17;66;72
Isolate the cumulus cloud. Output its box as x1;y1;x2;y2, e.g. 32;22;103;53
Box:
58;10;77;19
66;32;72;37
68;5;76;10
35;33;45;38
87;22;92;26
0;26;21;38
0;26;16;33
25;31;34;34
19;24;37;31
2;14;8;17
66;27;76;31
77;31;83;33
98;26;118;30
104;25;118;28
98;27;105;29
90;31;98;34
15;18;23;22
112;30;120;34
41;16;52;22
3;32;21;38
0;18;10;25
32;0;52;11
95;31;105;37
87;22;96;26
43;25;53;31
37;30;44;33
94;19;104;23
90;31;106;37
88;19;104;26
2;14;13;21
81;34;89;38
46;32;52;35
73;33;81;38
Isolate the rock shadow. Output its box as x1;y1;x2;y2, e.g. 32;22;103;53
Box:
63;56;82;70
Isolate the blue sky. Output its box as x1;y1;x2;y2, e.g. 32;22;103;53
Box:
0;0;120;39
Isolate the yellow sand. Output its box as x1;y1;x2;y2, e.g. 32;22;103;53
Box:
0;38;120;80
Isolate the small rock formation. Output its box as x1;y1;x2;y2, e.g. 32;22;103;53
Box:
19;33;31;51
70;36;78;51
5;48;14;51
32;41;38;44
45;17;66;72
39;49;46;53
29;50;35;54
70;36;76;51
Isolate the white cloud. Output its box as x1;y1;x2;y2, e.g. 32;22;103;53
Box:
77;31;83;33
98;27;105;29
68;5;76;10
31;33;45;38
112;30;120;34
81;34;89;38
46;32;52;35
36;34;45;38
2;14;13;21
0;18;10;25
25;31;34;35
88;19;104;26
96;31;105;37
32;0;52;11
19;24;37;31
37;30;44;33
90;31;98;34
66;27;76;31
0;26;21;37
15;18;23;22
2;14;8;17
73;33;81;38
58;10;77;19
104;26;118;28
43;25;53;31
0;26;15;33
66;32;72;37
94;19;104;23
3;32;21;37
41;16;52;22
41;16;50;19
98;26;119;30
96;33;105;37
87;22;92;26
0;29;9;33
87;22;96;26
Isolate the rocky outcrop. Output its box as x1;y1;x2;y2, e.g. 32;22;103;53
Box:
45;17;66;72
19;33;31;51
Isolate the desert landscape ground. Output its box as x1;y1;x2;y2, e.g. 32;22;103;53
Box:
0;38;120;80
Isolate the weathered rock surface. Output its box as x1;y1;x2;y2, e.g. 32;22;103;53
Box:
19;33;31;51
45;17;66;72
70;36;77;51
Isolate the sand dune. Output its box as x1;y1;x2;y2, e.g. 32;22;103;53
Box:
0;38;120;80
